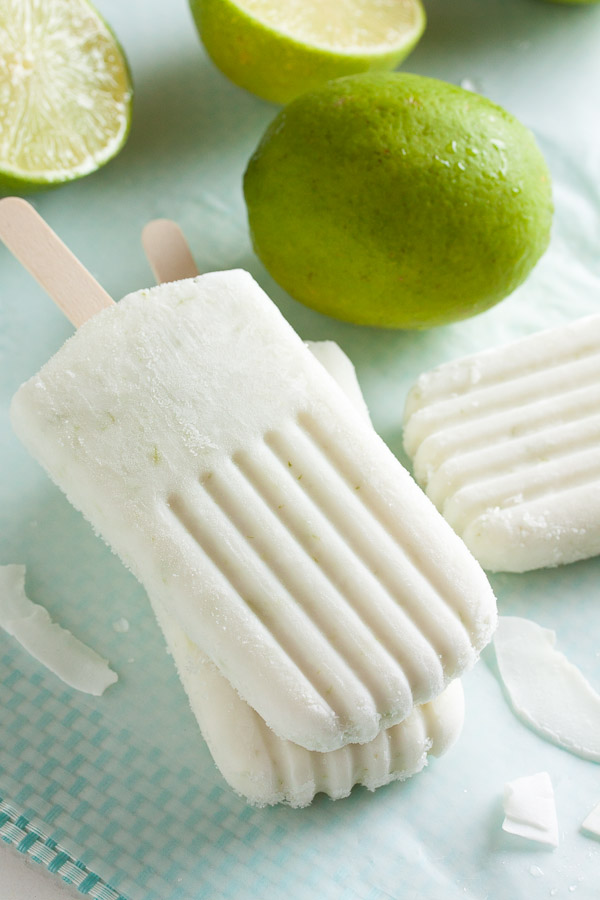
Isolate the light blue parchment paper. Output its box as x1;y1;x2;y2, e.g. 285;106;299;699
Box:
1;1;600;897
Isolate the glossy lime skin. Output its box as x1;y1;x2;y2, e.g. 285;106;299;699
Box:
189;0;425;105
244;73;554;329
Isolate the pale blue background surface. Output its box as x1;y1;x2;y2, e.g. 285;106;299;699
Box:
1;1;600;897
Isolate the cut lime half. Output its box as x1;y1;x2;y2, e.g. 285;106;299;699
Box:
0;0;132;194
190;0;426;104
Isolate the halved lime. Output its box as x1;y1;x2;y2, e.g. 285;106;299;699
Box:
0;0;132;194
189;0;426;104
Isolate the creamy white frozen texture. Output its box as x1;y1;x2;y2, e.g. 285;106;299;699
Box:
494;616;600;762
0;564;117;695
10;271;496;752
502;772;559;847
158;595;465;807
403;314;600;572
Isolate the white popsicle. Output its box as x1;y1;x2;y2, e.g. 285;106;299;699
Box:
403;314;600;573
133;268;465;805
159;597;465;807
5;202;496;752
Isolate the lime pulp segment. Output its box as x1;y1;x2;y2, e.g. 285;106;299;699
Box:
0;0;132;186
234;0;425;51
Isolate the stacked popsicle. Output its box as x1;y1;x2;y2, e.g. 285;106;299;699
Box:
2;200;496;805
403;315;600;573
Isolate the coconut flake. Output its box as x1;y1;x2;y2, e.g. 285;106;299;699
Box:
503;772;559;847
0;564;117;695
581;801;600;841
493;616;600;762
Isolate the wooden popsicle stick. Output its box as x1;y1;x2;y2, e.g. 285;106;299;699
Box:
141;219;200;285
0;197;114;328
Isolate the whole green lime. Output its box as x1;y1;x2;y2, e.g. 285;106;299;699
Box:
243;73;553;329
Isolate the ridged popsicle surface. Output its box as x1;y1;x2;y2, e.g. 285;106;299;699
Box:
155;593;465;808
404;314;600;572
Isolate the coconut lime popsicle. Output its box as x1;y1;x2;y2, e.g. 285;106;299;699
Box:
403;314;600;572
3;199;496;753
140;221;466;806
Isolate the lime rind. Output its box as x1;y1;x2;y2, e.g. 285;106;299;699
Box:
190;0;426;104
0;0;133;193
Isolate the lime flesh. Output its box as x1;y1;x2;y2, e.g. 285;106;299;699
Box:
234;0;424;50
244;73;554;329
189;0;425;104
0;0;132;193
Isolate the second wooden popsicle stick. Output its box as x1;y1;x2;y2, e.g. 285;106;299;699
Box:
141;219;200;285
0;197;115;328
